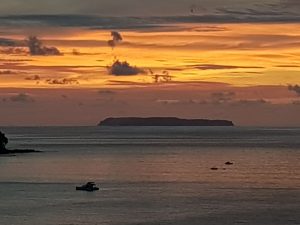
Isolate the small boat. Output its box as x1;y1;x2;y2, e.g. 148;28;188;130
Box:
76;182;99;192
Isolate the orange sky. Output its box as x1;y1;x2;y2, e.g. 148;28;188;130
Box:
0;23;300;126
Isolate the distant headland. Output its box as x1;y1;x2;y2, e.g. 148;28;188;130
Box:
98;117;234;126
0;131;40;155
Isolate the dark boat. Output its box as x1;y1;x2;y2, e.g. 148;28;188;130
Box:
76;182;99;192
210;167;219;170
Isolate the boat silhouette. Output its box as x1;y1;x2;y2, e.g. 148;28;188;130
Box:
76;182;99;192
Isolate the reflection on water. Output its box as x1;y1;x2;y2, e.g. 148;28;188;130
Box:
0;127;299;225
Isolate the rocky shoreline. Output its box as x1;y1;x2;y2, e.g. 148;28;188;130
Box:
0;149;41;155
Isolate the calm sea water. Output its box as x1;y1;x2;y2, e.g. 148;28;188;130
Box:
0;126;299;225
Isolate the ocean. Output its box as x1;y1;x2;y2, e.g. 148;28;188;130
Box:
0;126;299;225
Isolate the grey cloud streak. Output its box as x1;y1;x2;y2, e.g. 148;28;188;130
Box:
2;13;300;32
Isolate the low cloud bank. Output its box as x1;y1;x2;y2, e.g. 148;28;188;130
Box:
26;36;62;56
288;84;300;96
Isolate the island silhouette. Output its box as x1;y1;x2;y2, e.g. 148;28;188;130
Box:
0;131;8;151
99;117;234;126
0;131;40;155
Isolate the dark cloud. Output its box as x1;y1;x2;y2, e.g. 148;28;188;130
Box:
2;14;300;31
288;84;300;96
149;70;173;83
9;93;35;103
192;26;228;32
108;60;145;76
111;31;122;41
0;47;27;55
0;70;19;75
0;38;18;46
0;38;27;56
108;31;123;48
0;15;163;30
25;75;41;81
45;78;79;85
26;36;62;56
216;6;285;17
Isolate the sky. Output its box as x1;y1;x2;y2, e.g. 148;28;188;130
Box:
0;0;300;16
0;0;300;126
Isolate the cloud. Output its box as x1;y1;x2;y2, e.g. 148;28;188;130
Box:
9;93;35;103
0;47;27;55
288;84;300;96
108;60;145;76
211;91;236;103
3;14;300;31
156;97;269;106
0;70;19;75
149;70;173;83
231;99;269;106
45;78;79;85
108;79;231;87
0;15;163;29
107;40;116;48
107;31;123;48
25;75;41;81
72;49;81;55
216;6;284;17
26;36;62;56
0;38;18;46
194;64;264;70
156;99;218;106
111;31;123;42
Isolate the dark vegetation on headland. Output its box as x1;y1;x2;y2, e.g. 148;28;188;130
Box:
0;131;40;155
98;117;234;126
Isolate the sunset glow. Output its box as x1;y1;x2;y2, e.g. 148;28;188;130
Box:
2;23;300;88
1;1;300;126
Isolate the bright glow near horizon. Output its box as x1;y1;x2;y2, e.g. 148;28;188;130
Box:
1;21;300;126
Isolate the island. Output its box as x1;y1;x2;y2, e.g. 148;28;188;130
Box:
98;117;234;126
0;131;40;155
